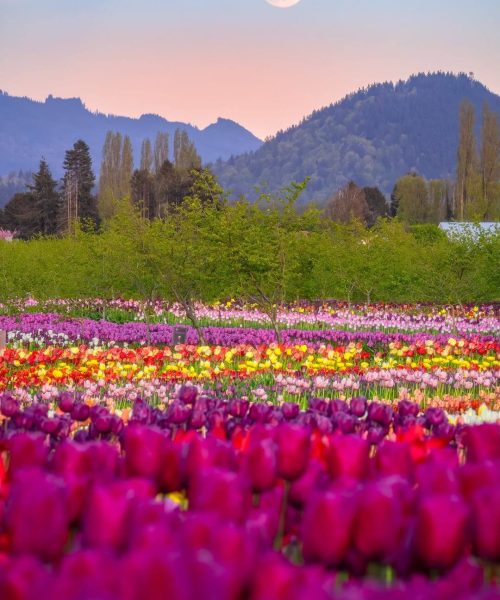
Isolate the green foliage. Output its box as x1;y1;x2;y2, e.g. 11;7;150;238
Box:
0;186;497;305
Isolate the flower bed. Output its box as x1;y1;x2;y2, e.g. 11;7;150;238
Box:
0;301;498;597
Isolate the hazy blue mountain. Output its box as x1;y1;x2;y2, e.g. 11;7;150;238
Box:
0;92;262;184
213;73;500;205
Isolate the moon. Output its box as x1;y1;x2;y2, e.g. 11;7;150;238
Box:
265;0;301;8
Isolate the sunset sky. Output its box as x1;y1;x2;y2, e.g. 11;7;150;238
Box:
1;0;499;139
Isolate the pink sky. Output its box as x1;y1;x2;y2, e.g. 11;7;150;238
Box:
1;0;500;138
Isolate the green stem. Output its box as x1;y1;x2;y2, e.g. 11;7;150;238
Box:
273;480;290;551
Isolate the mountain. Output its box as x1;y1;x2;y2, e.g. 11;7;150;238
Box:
213;72;500;205
0;91;262;185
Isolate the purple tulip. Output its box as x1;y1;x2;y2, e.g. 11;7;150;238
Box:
349;396;367;418
352;479;408;562
275;424;310;481
188;467;250;523
328;435;370;481
71;402;90;422
375;440;414;479
58;392;75;414
368;402;394;427
123;425;165;480
229;399;249;418
178;384;198;406
281;403;299;420
6;469;69;561
243;436;277;493
158;440;185;493
302;491;356;566
83;479;154;551
0;393;19;417
464;424;500;462
7;433;48;472
415;494;470;570
471;485;500;561
460;460;500;501
398;400;419;418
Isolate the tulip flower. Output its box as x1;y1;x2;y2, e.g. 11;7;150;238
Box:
302;490;356;566
7;433;48;472
123;425;165;480
415;494;470;570
6;469;69;561
471;486;500;561
274;424;311;481
328;434;369;481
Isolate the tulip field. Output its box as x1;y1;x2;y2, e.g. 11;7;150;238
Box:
0;299;499;599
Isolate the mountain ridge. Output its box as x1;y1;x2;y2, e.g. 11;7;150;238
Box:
212;72;500;204
0;91;262;182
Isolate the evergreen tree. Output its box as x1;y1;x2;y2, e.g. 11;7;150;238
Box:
28;158;59;235
2;192;38;239
363;186;390;227
62;139;98;228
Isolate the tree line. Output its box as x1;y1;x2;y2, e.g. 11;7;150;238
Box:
1;99;499;240
324;101;500;225
0;128;205;239
0;176;498;317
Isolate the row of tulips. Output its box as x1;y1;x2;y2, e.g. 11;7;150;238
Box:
2;298;498;336
0;341;497;399
2;313;499;350
0;386;499;599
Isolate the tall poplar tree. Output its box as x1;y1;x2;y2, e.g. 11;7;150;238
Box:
479;103;500;219
173;129;202;173
154;132;169;174
120;135;134;198
456;101;478;220
98;131;122;221
140;138;153;173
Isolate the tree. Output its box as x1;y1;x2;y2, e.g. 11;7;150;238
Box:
173;129;202;173
28;159;59;235
456;101;478;220
140;138;153;173
1;192;38;239
324;181;368;224
478;103;500;220
154;160;183;216
393;173;430;224
120;135;134;198
363;186;390;227
62;139;98;230
154;132;169;174
229;181;311;342
131;169;155;219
